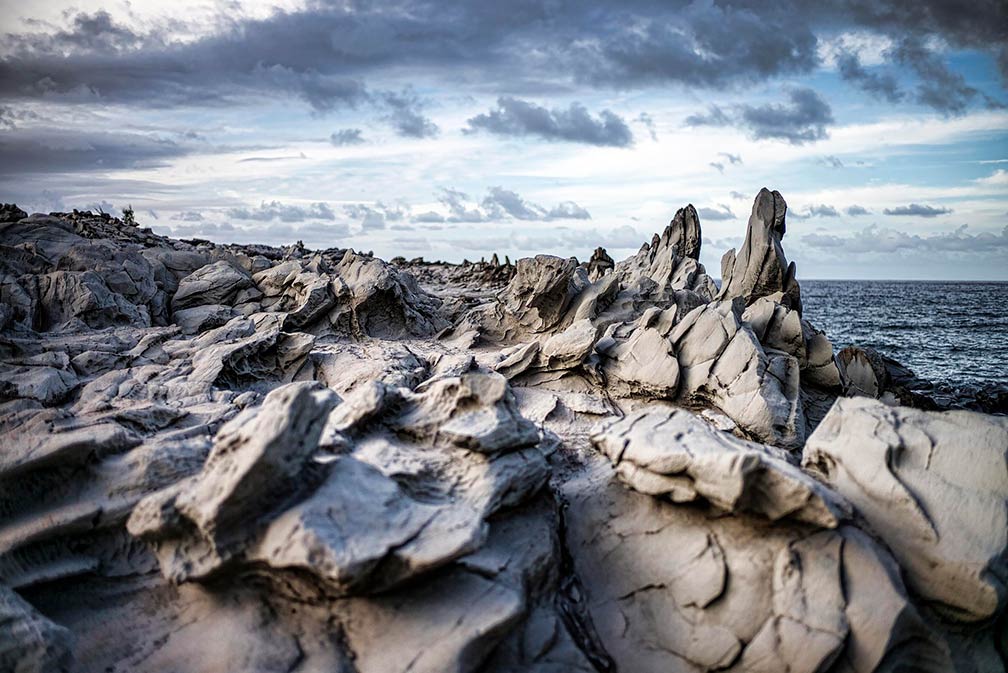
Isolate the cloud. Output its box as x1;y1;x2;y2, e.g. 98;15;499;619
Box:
546;201;592;220
330;129;365;145
380;89;438;138
433;186;591;223
883;203;953;217
976;169;1008;186
697;205;736;221
890;37;987;116
636;112;658;141
438;188;487;223
718;152;742;165
1;2;1003;117
466;97;633;147
227;200;337;222
0;127;191;175
172;210;204;221
807;204;839;217
685;88;834;144
160;219;350;245
413;210;445;223
344;202;409;230
820;155;845;168
740;89;834;144
709;162;725;174
835;49;905;103
846;205;871;216
802;224;1008;254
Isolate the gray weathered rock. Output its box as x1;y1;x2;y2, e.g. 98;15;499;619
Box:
0;201;1001;673
670;300;805;449
561;457;952;673
171;260;254;312
593;405;850;527
803;397;1008;622
0;584;73;673
718;188;801;313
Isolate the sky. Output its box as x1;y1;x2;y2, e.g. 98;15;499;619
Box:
1;0;1006;279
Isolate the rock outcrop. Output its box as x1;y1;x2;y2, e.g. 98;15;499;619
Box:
1;196;1004;673
803;397;1008;622
718;188;802;313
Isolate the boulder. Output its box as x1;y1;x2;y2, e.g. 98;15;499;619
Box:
670;300;805;449
561;458;951;673
33;270;151;330
803;397;1008;622
171;260;254;312
593;406;850;527
0;584;73;673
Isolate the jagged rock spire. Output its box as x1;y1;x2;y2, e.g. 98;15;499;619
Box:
717;188;801;313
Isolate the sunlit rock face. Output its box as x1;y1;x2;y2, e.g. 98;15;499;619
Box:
1;192;1003;673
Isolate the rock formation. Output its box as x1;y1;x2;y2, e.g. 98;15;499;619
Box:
0;193;1004;673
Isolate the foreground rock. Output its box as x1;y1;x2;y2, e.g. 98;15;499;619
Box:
0;196;1004;673
803;397;1008;623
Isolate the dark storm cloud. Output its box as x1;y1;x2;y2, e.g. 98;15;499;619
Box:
466;98;633;147
835;50;905;103
0;127;191;175
686;89;834;144
740;89;834;143
380;90;439;138
227;200;337;222
891;38;982;116
846;205;871;216
1;1;1004;120
802;224;1008;253
883;203;953;217
330;129;365;145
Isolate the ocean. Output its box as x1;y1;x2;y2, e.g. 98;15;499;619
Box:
801;281;1008;388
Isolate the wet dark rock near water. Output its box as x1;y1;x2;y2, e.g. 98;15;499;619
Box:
1;192;1005;673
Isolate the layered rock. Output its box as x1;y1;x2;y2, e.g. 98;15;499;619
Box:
803;397;1008;622
1;197;1004;673
592;406;850;526
718;188;802;313
561;457;952;673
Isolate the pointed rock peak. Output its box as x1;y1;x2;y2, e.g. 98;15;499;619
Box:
665;203;702;260
717;188;801;314
753;187;787;240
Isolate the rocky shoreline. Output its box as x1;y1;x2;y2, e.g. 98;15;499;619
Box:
1;189;1005;673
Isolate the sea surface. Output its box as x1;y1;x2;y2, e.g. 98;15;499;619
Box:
801;280;1008;387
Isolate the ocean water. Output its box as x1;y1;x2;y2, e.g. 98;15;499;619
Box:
801;281;1008;387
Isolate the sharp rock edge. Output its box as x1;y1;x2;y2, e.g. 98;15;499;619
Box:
0;190;1004;673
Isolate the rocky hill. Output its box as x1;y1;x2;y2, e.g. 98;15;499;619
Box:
1;190;1005;673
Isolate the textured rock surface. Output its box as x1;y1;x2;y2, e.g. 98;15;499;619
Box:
718;188;801;313
803;397;1008;622
592;405;850;526
1;197;1003;673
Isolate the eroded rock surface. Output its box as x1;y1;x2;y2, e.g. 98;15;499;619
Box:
803;397;1008;622
1;197;1004;673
